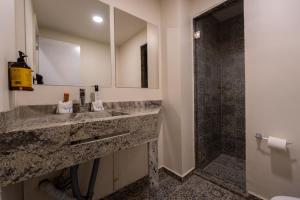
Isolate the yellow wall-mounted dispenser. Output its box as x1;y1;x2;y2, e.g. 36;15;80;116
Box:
9;51;33;91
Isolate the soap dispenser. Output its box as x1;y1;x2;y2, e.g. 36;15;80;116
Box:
9;51;33;91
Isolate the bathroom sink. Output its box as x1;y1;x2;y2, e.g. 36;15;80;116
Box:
47;110;130;124
107;110;129;116
77;110;129;119
0;101;161;187
5;110;130;132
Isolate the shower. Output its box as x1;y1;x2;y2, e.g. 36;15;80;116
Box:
193;0;246;195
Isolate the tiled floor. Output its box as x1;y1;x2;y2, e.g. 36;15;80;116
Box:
103;167;249;200
194;154;246;195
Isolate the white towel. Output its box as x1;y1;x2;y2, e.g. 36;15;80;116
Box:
91;100;104;112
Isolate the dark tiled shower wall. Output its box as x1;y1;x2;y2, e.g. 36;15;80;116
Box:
219;15;245;159
194;14;245;167
194;16;222;168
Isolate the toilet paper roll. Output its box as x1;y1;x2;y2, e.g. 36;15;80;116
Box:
267;136;287;151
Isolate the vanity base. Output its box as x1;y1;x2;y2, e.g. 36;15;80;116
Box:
0;101;162;191
148;140;159;189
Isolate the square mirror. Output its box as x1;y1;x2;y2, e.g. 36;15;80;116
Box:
114;8;159;89
25;0;112;87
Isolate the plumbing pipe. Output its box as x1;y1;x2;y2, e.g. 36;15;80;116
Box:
70;158;101;200
39;180;75;200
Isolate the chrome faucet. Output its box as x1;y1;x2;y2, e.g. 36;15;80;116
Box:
78;88;87;112
79;88;86;106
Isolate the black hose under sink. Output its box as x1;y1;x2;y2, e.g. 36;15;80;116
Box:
70;158;101;200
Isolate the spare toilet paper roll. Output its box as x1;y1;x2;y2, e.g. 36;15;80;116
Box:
267;136;287;151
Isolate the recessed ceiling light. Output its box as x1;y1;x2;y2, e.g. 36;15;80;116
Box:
93;16;103;24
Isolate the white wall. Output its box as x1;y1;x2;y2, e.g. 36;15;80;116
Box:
161;0;183;175
39;29;112;87
0;0;16;112
15;0;26;53
147;23;159;89
245;0;300;198
39;36;82;86
178;0;194;176
116;30;147;87
116;23;159;89
13;85;162;106
0;2;24;199
101;0;160;25
190;0;227;17
25;0;34;67
160;0;194;176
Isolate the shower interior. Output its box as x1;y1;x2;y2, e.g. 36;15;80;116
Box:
193;0;246;194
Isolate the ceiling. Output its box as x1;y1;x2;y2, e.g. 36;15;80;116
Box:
213;1;243;22
114;8;147;46
33;0;110;43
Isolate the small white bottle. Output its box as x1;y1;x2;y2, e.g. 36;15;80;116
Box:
91;85;104;112
94;85;100;101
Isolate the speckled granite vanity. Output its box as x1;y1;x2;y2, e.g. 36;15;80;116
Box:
0;101;161;189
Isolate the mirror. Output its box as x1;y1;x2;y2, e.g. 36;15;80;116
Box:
114;8;159;89
25;0;112;87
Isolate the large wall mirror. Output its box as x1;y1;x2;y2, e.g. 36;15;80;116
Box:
114;8;159;89
25;0;112;87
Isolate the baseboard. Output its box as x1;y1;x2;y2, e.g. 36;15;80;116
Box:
159;166;195;182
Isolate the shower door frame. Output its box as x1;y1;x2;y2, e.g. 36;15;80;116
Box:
192;0;245;168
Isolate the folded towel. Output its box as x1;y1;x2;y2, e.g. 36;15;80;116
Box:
57;101;73;114
91;100;104;112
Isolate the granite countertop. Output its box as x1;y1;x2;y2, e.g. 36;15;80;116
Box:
0;101;161;133
0;101;162;187
3;107;161;133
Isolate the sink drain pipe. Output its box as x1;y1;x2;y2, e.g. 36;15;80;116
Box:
39;180;75;200
39;158;101;200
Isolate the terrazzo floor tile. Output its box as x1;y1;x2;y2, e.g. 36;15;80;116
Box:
194;154;246;195
102;169;248;200
168;176;244;200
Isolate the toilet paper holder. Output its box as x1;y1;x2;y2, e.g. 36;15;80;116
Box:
255;133;292;144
